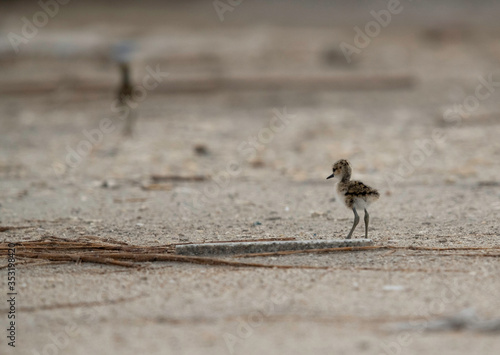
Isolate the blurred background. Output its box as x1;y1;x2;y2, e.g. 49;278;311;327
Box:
2;0;500;173
1;0;500;230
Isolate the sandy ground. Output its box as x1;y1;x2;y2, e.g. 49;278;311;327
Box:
1;1;500;354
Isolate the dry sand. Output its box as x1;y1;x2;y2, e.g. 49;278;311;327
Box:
1;1;500;354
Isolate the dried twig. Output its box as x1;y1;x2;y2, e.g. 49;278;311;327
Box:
233;245;500;258
0;226;31;232
172;237;296;246
77;235;130;245
2;239;499;271
141;183;173;191
18;293;147;312
76;256;138;267
397;246;500;251
233;245;385;258
150;174;206;183
409;252;500;258
16;250;327;269
0;73;415;96
0;259;69;269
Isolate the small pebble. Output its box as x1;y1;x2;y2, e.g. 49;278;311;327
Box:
194;144;209;156
101;179;118;189
383;285;405;291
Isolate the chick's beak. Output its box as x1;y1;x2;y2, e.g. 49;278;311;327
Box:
326;173;334;180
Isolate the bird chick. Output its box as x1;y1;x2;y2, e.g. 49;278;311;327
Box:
327;159;379;239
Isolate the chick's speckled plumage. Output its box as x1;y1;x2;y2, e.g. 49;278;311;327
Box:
327;159;379;239
332;159;379;208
